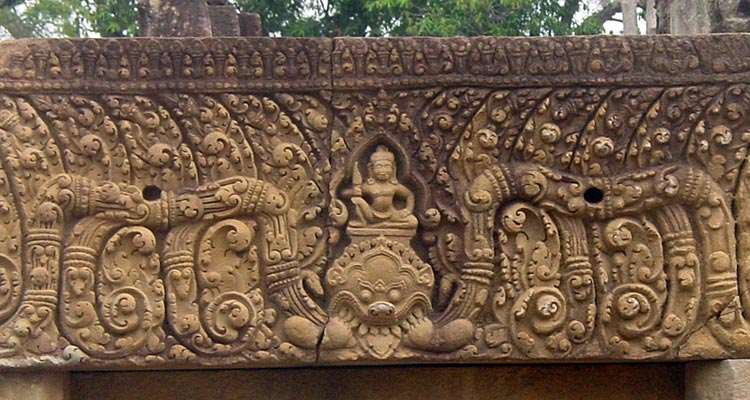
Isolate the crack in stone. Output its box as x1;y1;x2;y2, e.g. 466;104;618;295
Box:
679;288;750;356
314;318;329;363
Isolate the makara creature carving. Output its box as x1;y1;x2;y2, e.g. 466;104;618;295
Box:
0;35;747;368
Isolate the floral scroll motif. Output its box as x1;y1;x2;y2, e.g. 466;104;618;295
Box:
0;36;746;367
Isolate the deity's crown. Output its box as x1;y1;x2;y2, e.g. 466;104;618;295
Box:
370;145;395;163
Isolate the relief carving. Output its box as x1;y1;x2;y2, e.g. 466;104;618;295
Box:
0;36;747;367
286;144;473;359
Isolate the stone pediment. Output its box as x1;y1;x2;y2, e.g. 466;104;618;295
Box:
0;35;748;368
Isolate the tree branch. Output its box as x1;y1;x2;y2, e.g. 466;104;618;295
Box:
0;6;36;38
560;0;580;28
591;0;622;25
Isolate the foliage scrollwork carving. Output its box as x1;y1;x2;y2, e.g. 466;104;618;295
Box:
0;36;747;367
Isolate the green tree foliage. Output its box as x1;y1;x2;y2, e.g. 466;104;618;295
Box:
364;0;604;36
0;0;603;38
234;0;397;36
235;0;604;36
20;0;91;37
87;0;140;37
0;0;139;38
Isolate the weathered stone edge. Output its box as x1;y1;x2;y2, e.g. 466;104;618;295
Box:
0;35;748;92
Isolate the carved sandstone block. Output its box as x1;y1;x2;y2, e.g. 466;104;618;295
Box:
0;35;748;368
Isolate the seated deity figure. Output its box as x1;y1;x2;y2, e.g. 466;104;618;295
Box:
344;146;418;229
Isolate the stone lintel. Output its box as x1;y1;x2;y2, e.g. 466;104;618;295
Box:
0;35;746;370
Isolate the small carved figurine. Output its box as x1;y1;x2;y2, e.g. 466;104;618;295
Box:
344;145;418;229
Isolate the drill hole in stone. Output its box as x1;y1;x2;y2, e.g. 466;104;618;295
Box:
142;185;162;201
583;187;604;204
739;0;750;16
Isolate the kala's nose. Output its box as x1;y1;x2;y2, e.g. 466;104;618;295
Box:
368;301;395;319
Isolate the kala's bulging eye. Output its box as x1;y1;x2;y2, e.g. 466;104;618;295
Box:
387;289;402;303
359;289;373;303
